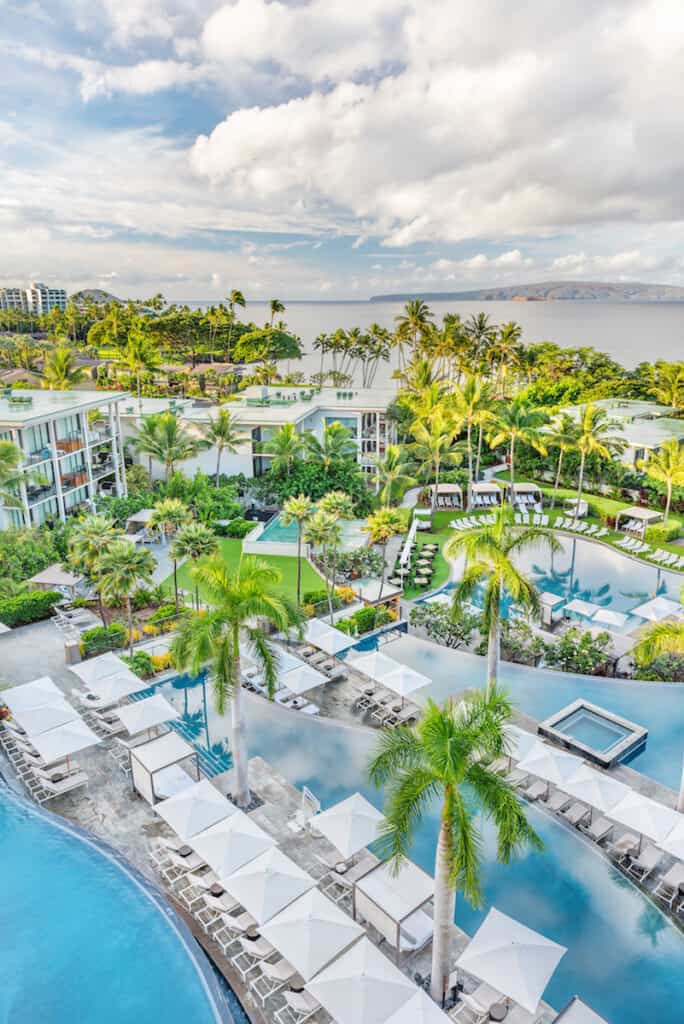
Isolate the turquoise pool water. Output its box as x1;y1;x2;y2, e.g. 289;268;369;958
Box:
0;791;232;1024
257;512;368;549
554;708;631;752
156;675;684;1024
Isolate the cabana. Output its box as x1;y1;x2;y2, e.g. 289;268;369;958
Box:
125;508;156;536
191;809;274;877
27;563;84;597
554;996;609;1024
353;858;434;962
539;591;565;629
314;793;385;859
29;718;100;766
429;482;463;509
1;676;62;714
563;598;600;619
130;731;200;805
307;937;415;1024
222;846;315;925
615;506;663;536
351;577;402;615
503;481;543;508
471;481;502;508
114;694;180;738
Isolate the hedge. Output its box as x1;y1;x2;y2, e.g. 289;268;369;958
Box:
0;590;62;628
80;622;126;657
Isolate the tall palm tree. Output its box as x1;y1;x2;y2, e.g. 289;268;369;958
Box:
281;494;314;605
394;300;434;370
69;514;121;625
548;413;581;508
410;408;462;520
305;422;357;469
452;375;491;508
638;439;684;524
121;325;160;411
370;444;415;506
257;423;304;477
41;346;87;390
304;509;340;621
650;362;684;411
98;541;155;656
573;403;625;519
488;321;522;396
362;507;405;598
151;499;191;611
171;557;301;808
368;693;542;1002
488;397;549;506
226;288;246;360
269;298;285;327
446;505;560;696
464;311;497;363
133;412;207;482
319;491;355;620
131;413;162;483
0;440;23;508
205;408;246;485
171;522;218;610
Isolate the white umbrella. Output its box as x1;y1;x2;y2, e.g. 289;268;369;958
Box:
86;669;147;704
562;764;629;814
307;936;415;1024
384;990;451;1024
517;741;584;788
592;608;629;629
608;790;681;844
192;809;274;877
280;664;327;695
15;698;78;736
631;596;683;621
563;599;600;617
350;651;402;682
277;650;307;674
115;694;180;736
659;817;684;859
314;793;384;859
29;718;101;765
1;676;62;714
223;847;315;924
70;652;128;686
382;664;431;701
504;726;537;763
539;592;564;607
155;779;235;840
456;907;566;1015
260;888;364;981
304;618;350;655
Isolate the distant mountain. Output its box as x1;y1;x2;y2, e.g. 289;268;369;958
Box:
370;280;684;302
70;288;121;304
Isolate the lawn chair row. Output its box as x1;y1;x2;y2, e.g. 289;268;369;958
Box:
617;533;684;569
352;683;418;727
448;514;496;531
0;723;88;803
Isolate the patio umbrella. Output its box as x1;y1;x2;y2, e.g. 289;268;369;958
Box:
659;817;684;859
155;778;235;840
349;651;402;684
192;808;274;877
1;676;62;714
280;664;327;695
115;694;180;736
382;664;431;703
222;846;315;924
456;907;566;1014
307;937;415;1024
592;608;629;629
563;599;600;618
608;790;681;845
260;888;364;981
15;698;78;736
517;741;584;788
29;718;101;765
86;671;148;705
304;618;350;655
70;652;127;686
631;596;683;621
276;650;307;674
384;990;451;1024
539;592;564;608
562;764;629;814
504;725;537;763
314;793;385;859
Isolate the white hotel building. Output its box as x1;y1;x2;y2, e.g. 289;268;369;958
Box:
0;282;68;315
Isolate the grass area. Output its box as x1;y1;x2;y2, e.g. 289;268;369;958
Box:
168;537;324;605
399;509;455;600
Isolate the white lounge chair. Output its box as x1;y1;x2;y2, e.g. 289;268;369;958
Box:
626;844;663;882
231;936;277;982
654;863;684;908
561;801;590;826
250;957;296;1007
35;770;88;803
449;983;503;1023
580;816;613;844
274;991;322;1024
545;790;571;813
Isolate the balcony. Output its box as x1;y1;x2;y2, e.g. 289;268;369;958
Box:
61;470;88;491
92;459;115;479
27;483;57;505
55;437;83;455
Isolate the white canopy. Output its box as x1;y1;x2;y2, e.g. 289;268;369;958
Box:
314;793;385;859
617;506;662;525
504;725;538;763
631;596;683;622
355;858;434;922
1;676;62;714
554;996;609;1024
132;730;194;773
382;664;431;701
304;618;350;655
70;652;127;686
223;847;315;925
564;599;600;617
307;937;415;1024
155;778;234;840
29;718;100;764
261;888;364;981
277;649;307;674
517;742;584;788
456;907;566;1014
191;809;274;877
659;817;684;860
115;694;180;736
14;698;78;736
592;608;629;629
608;790;681;844
384;990;451;1024
472;481;501;495
350;651;402;684
562;764;629;813
540;591;565;607
280;663;327;695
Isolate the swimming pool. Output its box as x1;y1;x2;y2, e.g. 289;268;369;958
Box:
0;790;235;1024
554;707;632;752
154;677;684;1024
254;512;368;551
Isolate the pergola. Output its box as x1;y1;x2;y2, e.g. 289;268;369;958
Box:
471;481;502;507
27;563;84;596
429;483;463;508
352;858;434;962
129;731;199;805
125;508;156;535
503;481;542;505
615;506;663;534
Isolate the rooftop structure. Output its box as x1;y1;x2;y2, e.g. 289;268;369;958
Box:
562;398;684;465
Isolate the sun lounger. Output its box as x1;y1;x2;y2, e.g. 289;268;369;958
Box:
523;780;548;801
626;843;663;882
545;790;571;813
507;767;529;788
609;832;640;860
654;863;684;908
561;801;591;826
231;936;277;982
250;957;296;1007
449;982;503;1023
35;770;88;803
596;527;609;538
274;990;322;1024
580;816;613;843
214;910;258;955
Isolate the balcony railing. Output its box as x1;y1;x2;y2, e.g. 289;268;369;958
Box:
55;437;83;454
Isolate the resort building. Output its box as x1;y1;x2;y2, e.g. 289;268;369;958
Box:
119;384;399;482
0;281;68;315
563;398;684;466
0;389;128;529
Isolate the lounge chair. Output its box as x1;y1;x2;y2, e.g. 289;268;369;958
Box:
507;767;529;788
230;936;277;982
274;991;321;1024
35;770;89;803
214;911;258;956
523;780;548;801
654;863;684;908
626;844;663;882
250;957;296;1007
561;801;590;826
449;983;503;1023
609;832;640;861
545;790;571;813
580;816;613;844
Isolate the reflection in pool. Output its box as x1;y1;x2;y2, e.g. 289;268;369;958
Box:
157;674;684;1024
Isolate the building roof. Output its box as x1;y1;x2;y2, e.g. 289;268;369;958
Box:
28;563;82;589
0;388;128;427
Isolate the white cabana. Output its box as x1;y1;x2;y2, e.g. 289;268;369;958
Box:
28;563;83;594
303;618;350;655
280;664;327;695
615;506;663;533
29;718;100;765
471;481;502;507
154;777;233;837
563;599;600;618
384;990;450;1024
561;764;629;814
456;907;566;1015
260;888;364;981
659;817;684;860
1;676;62;714
429;483;463;508
631;596;683;622
517;741;584;788
223;847;315;925
307;937;415;1024
14;698;78;736
192;809;274;877
130;732;200;805
592;608;629;629
350;650;402;684
554;996;609;1024
353;858;434;961
608;790;681;845
114;694;180;736
383;664;431;703
314;793;384;859
540;592;565;607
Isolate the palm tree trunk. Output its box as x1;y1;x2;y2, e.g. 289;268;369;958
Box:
486;610;500;699
173;559;179;613
475;425;483;481
430;797;456;1003
296;524;302;606
328;544;338;625
127;596;134;657
575;451;586;520
509;439;516;507
137;369;142;413
194;582;200;611
231;630;250;808
665;480;672;524
378;541;387;600
97;589;107;627
551;449;564;509
466;420;473;511
215;447;222;487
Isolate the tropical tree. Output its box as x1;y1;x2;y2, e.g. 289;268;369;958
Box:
650;362;684;411
171;557;301;808
452;375;492;509
548;413;581;508
363;507;406;598
445;505;561;696
394;300;434;369
0;440;23;507
171;522;218;610
488;397;549;506
573;403;626;519
204;408;246;485
638;439;684;524
305;422;357;470
68;513;121;625
131;413;162;483
370;444;415;506
409;408;462;520
304;509;340;621
368;693;542;1002
132;412;207;482
226;288;246;359
121;324;160;411
319;491;355;619
488;321;522;396
281;494;314;605
151;499;192;611
98;541;155;656
258;423;304;477
269;298;285;327
41;346;87;390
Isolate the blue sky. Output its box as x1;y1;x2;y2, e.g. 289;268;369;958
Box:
1;0;683;300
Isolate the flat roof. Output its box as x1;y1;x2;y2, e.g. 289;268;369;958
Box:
0;388;128;427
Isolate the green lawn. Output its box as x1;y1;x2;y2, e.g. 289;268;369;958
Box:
399;509;455;600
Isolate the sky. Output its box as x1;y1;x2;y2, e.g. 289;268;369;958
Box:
1;0;684;301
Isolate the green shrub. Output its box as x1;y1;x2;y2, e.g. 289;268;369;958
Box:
123;650;155;679
302;589;342;611
351;606;377;635
645;522;681;544
218;517;254;539
80;622;126;657
148;603;188;624
0;589;62;627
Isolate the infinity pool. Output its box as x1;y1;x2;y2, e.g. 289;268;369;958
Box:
156;676;684;1024
0;792;232;1024
256;512;368;550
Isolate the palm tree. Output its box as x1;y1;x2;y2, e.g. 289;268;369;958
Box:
171;522;218;610
304;509;340;621
362;508;406;598
258;423;304;477
319;491;355;620
41;346;87;390
132;413;162;483
269;298;285;327
548;413;581;508
205;409;246;485
650;362;684;411
573;403;625;520
69;514;121;625
305;422;357;469
452;376;491;509
0;440;23;508
488;321;522;396
133;413;207;482
281;494;314;605
394;300;434;369
370;444;416;506
121;325;160;411
638;439;684;524
488;397;549;506
98;541;155;656
226;288;246;359
368;693;542;1002
464;311;497;363
171;557;301;808
410;408;462;521
151;499;192;611
446;505;561;696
